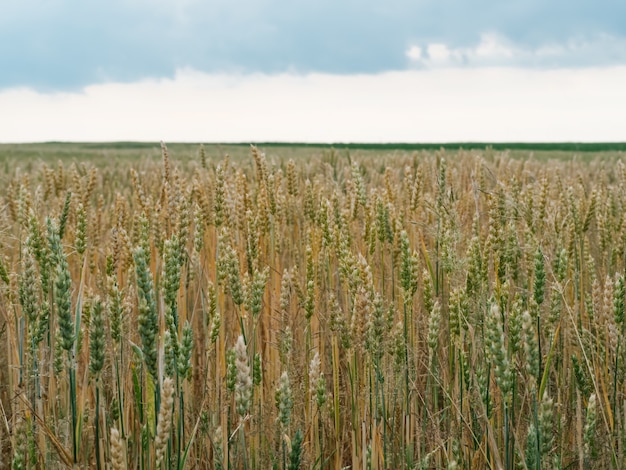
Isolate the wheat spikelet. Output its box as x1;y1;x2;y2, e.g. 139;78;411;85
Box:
110;428;126;470
155;377;175;467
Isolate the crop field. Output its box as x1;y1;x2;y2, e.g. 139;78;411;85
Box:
1;143;626;469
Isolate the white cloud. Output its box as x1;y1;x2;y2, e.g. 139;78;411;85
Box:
0;66;625;143
426;44;454;64
408;32;626;68
406;45;422;61
473;33;515;60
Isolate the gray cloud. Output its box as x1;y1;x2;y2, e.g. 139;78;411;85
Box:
1;0;625;90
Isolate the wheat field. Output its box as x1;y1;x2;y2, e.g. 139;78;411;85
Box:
0;144;625;469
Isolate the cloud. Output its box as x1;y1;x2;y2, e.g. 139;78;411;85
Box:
1;67;625;143
407;32;626;68
1;0;626;90
406;46;423;61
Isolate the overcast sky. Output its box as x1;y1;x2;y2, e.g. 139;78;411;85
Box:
1;0;625;142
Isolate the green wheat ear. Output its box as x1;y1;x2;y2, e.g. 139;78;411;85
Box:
134;246;158;380
89;298;105;377
288;430;304;470
56;254;74;352
178;320;193;380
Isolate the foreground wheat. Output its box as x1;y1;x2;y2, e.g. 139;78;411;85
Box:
0;144;624;469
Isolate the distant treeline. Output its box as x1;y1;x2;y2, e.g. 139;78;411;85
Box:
37;141;626;152
252;142;626;152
